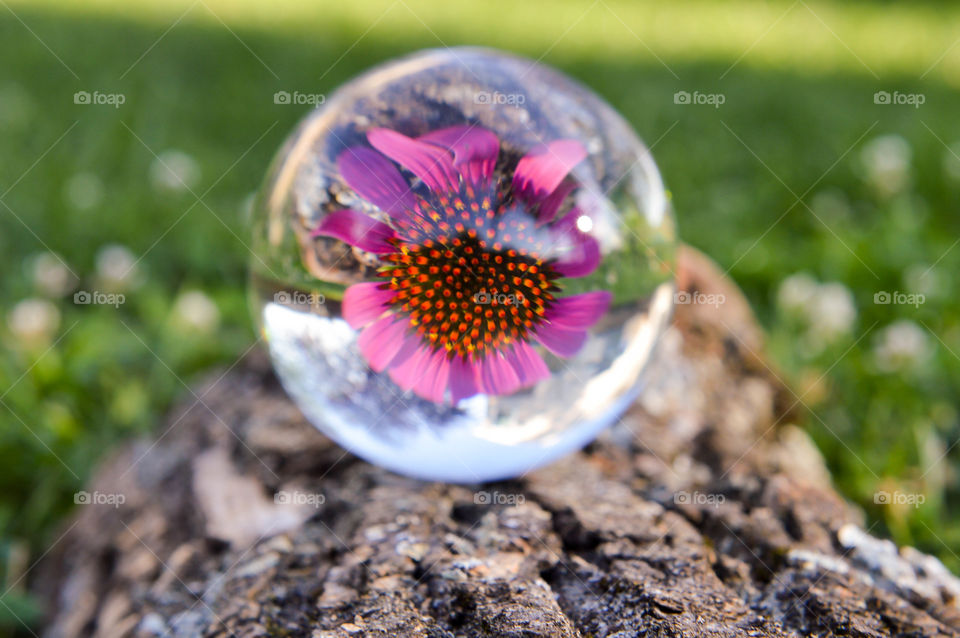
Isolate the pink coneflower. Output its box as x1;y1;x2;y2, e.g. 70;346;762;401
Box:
313;124;610;404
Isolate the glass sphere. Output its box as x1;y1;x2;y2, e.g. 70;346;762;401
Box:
250;48;675;482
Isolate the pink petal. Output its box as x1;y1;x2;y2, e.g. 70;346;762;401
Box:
545;291;611;331
412;349;451;403
419;125;499;184
536;178;575;225
449;355;480;404
548;210;601;278
388;334;420;370
478;353;521;396
312;209;396;254
387;345;433;393
343;282;393;329
534;323;588;359
506;341;551;386
358;317;411;371
513;139;587;204
552;234;601;278
368;128;457;192
338;147;416;217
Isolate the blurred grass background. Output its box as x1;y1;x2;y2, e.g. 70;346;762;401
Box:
2;0;960;631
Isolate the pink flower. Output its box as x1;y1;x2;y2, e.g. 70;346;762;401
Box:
313;125;610;404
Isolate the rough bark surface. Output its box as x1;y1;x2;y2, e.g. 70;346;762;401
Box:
35;248;960;638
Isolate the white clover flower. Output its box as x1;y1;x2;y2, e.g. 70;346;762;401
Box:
95;244;140;292
8;298;60;342
809;282;857;340
63;172;104;210
149;149;201;193
903;264;938;299
810;189;851;219
30;252;76;297
777;273;819;315
173;290;220;333
942;142;960;183
873;320;932;373
861;134;911;197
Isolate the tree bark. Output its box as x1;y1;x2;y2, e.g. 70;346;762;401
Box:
35;247;960;637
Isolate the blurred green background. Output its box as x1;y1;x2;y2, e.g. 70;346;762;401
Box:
2;0;959;632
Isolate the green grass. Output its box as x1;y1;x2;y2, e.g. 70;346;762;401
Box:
2;0;960;633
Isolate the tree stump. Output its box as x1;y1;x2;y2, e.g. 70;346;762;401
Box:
35;248;960;637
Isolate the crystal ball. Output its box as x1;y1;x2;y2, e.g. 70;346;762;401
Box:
251;48;675;482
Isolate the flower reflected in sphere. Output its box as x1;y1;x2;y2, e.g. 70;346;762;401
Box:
313;125;610;403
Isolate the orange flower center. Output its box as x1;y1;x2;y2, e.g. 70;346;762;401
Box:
381;181;560;358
